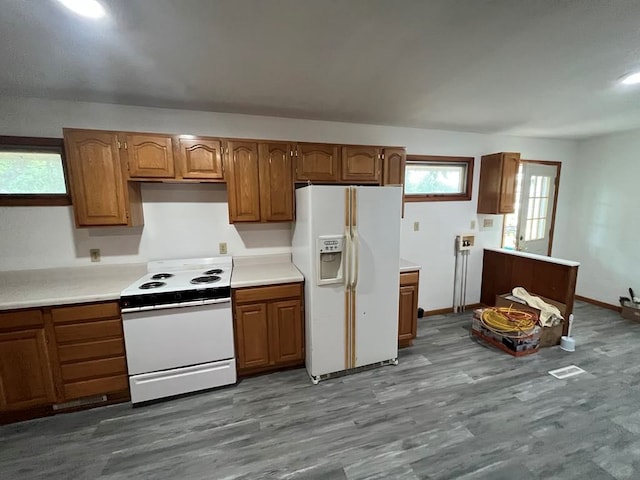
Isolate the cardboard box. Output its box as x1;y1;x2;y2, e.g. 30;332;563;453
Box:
495;293;567;347
621;303;640;322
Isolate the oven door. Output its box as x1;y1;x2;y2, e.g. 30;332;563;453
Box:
122;302;234;376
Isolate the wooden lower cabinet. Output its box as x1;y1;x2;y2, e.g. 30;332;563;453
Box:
398;270;420;348
0;301;130;424
51;301;129;402
233;283;304;376
235;303;270;369
269;300;304;364
0;327;56;412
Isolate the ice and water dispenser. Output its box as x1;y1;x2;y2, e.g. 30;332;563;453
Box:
316;235;345;285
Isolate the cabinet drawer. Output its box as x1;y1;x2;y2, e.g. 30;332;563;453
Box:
63;375;129;401
400;271;419;286
61;356;127;382
55;319;123;344
0;309;43;331
58;338;125;363
51;302;120;324
234;283;303;304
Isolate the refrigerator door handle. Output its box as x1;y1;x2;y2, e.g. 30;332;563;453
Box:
344;224;352;287
352;227;360;290
344;187;353;288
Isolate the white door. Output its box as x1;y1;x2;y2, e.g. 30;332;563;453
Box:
517;163;558;255
352;186;402;367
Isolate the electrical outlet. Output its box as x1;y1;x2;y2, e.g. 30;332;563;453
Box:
413;221;420;232
470;220;476;230
90;249;101;262
483;218;494;229
219;242;228;255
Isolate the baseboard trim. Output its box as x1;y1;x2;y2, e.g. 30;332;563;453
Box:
575;295;621;312
424;303;482;317
424;307;452;316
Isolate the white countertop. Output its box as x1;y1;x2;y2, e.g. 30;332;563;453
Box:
400;258;421;273
484;248;580;267
0;263;147;311
231;253;304;288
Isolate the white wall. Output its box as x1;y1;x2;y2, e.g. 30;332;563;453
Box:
0;97;577;310
553;128;640;305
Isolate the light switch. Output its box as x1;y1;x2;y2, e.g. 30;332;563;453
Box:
413;221;420;231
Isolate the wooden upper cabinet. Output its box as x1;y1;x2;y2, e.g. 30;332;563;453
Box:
258;143;294;222
178;137;224;180
125;134;174;178
499;153;520;213
0;328;56;412
226;141;261;222
294;143;340;182
382;148;406;185
341;146;381;183
477;152;521;214
383;147;407;217
64;129;143;227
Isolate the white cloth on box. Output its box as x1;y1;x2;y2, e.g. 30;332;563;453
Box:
511;287;564;327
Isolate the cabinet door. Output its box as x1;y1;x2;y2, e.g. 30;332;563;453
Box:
234;303;270;369
294;143;340;182
341;146;381;183
477;152;520;214
382;148;406;186
226;141;261;222
398;285;417;345
125;134;174;178
259;143;294;222
64;129;134;227
383;148;406;217
178;138;224;180
0;329;55;411
269;299;303;365
499;152;520;213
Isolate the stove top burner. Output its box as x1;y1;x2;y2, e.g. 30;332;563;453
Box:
203;268;223;275
151;273;174;280
139;281;166;289
190;275;221;285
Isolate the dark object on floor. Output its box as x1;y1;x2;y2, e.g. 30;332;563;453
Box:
417;307;424;318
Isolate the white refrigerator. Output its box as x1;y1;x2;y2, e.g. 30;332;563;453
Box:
292;185;402;384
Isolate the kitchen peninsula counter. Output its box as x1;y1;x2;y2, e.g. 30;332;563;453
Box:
481;248;580;335
0;263;147;310
231;253;304;288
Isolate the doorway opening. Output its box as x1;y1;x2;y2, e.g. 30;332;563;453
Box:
502;160;561;256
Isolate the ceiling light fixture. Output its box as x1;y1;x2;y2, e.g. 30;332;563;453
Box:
57;0;106;19
620;71;640;85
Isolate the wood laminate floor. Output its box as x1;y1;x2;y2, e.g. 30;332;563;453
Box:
2;301;639;479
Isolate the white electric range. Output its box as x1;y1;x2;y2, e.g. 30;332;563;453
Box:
120;256;236;405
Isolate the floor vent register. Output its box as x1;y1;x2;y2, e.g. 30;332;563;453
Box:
548;365;586;379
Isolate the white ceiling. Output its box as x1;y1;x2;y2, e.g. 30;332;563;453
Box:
2;0;640;139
